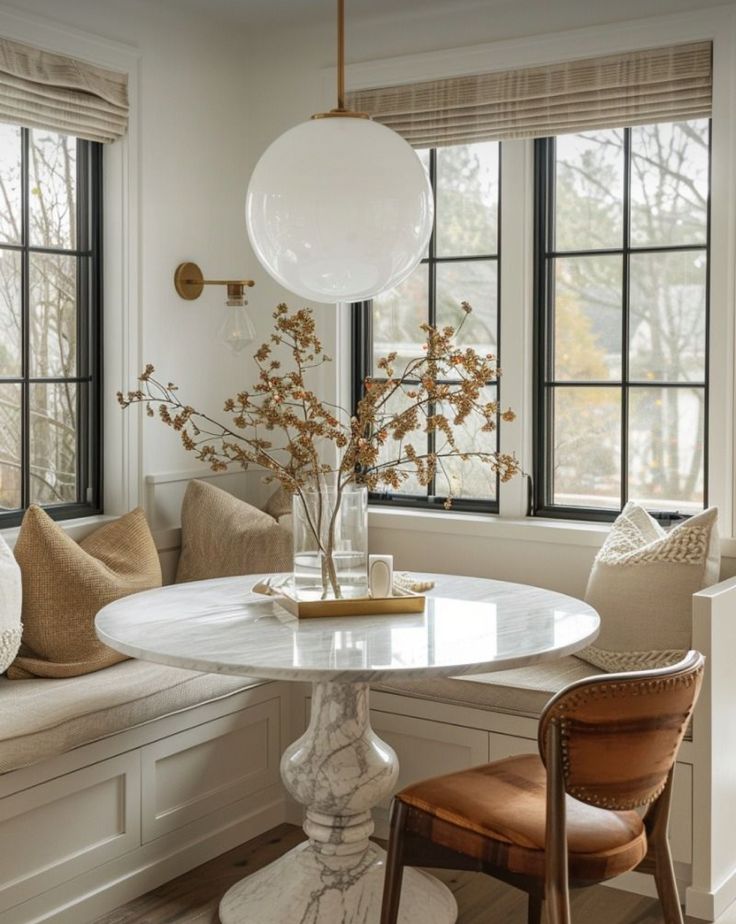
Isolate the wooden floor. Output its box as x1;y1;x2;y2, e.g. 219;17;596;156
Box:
94;823;700;924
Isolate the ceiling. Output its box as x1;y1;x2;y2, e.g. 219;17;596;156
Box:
152;0;501;28
146;0;722;34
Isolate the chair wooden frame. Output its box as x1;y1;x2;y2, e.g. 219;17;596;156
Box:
380;651;705;924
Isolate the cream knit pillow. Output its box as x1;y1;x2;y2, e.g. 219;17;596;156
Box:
0;535;22;673
175;480;292;583
579;502;719;672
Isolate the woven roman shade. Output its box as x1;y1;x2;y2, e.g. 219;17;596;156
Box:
346;42;712;148
0;37;128;143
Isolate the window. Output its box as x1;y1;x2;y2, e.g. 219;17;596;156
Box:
534;120;710;520
0;124;102;527
352;141;501;511
352;120;711;521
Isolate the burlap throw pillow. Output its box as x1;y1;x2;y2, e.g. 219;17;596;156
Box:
175;480;292;583
578;502;719;672
263;484;293;520
0;535;22;673
8;506;162;679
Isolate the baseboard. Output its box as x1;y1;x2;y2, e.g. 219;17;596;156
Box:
0;793;287;924
284;795;303;828
686;887;717;922
687;866;736;922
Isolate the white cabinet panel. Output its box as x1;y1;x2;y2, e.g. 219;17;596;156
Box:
672;761;693;865
370;709;489;809
489;730;536;761
0;752;140;909
141;697;281;842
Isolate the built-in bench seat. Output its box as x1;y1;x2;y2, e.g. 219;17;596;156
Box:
373;656;597;719
0;658;287;924
0;660;264;775
2;515;735;924
374;657;695;745
338;576;736;924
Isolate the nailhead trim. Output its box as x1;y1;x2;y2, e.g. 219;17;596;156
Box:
548;666;703;810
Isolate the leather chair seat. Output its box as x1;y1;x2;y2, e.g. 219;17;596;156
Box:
398;754;647;882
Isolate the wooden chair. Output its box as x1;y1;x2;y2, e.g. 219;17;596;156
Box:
380;650;704;924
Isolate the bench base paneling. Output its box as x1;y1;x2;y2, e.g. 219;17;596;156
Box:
0;682;289;924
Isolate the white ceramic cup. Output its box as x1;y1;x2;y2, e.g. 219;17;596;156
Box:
368;554;394;598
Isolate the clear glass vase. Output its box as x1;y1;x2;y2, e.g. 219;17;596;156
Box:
292;485;368;601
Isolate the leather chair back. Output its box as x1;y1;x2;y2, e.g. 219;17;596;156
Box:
538;651;704;811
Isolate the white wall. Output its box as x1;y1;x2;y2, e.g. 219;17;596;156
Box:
367;511;736;598
0;0;262;529
239;0;736;591
241;0;736;398
5;0;735;592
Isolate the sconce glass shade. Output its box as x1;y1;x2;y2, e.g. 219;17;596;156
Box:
219;304;256;353
245;117;433;304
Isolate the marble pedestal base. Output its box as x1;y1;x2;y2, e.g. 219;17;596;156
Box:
219;680;457;924
219;839;457;924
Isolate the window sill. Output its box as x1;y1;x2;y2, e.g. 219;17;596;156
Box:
369;506;736;558
368;505;610;548
0;514;118;551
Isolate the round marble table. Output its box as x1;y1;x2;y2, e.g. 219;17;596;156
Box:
96;572;599;924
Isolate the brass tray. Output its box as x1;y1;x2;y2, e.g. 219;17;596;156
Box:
252;578;426;619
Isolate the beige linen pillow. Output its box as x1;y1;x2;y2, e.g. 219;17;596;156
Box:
579;502;719;672
175;480;292;583
0;535;22;673
9;506;162;679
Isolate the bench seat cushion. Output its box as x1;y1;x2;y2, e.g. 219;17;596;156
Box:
0;660;264;774
373;657;599;719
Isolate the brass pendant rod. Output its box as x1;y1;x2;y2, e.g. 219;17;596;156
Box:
310;0;370;120
337;0;345;111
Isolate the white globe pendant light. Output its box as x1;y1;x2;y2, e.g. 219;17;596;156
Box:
245;0;433;305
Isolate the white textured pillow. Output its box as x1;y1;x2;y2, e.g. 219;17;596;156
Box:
0;535;22;673
579;502;719;672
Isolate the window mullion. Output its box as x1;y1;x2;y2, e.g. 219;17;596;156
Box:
20;127;30;512
76;138;87;505
544;139;556;511
621;127;631;511
427;147;437;501
498;138;534;518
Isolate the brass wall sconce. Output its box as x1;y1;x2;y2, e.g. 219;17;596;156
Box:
174;262;255;305
174;261;257;353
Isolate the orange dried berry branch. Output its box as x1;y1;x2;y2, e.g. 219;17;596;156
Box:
117;302;520;513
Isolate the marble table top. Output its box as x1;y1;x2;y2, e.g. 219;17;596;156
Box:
96;573;599;683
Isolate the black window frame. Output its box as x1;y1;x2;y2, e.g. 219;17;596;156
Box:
0;127;103;528
532;123;711;524
351;144;502;514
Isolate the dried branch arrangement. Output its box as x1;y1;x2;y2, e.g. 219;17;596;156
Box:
118;302;519;595
119;301;517;497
